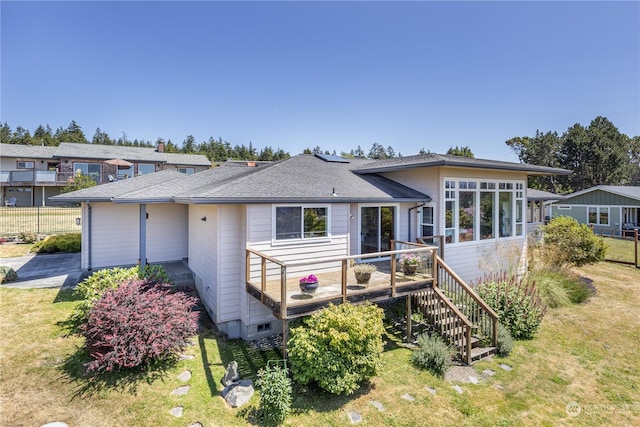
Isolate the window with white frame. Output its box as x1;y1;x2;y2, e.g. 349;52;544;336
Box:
420;205;435;237
274;205;328;241
444;178;526;244
16;161;35;169
588;206;609;225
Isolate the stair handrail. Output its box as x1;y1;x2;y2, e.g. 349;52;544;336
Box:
435;255;499;347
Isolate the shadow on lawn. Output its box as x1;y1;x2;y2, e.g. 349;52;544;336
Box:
59;345;176;398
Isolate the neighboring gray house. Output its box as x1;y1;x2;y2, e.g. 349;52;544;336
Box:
53;153;569;346
0;142;211;206
549;185;640;231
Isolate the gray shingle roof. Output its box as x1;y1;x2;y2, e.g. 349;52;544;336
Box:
0;144;59;159
527;188;566;201
174;155;431;203
53;142;210;166
562;185;640;202
353;153;571;176
50;170;186;202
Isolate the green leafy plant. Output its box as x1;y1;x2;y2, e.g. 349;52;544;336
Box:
288;302;385;395
255;362;292;426
411;333;454;377
476;273;547;340
530;269;594;308
0;266;18;283
82;279;198;374
496;323;514;356
31;233;81;253
541;216;607;270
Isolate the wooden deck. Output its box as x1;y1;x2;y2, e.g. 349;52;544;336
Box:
246;266;434;319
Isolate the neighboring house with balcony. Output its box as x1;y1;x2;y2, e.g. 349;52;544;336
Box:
0;142;211;206
53;153;569;364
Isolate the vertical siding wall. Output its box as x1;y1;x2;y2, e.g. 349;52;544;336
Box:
147;203;188;262
89;202;139;268
188;205;218;322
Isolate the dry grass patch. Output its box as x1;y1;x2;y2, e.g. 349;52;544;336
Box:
0;243;34;258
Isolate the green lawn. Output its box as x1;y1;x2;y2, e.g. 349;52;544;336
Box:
0;207;82;236
1;262;639;426
603;236;638;265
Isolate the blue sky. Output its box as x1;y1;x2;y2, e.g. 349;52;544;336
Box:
1;1;638;160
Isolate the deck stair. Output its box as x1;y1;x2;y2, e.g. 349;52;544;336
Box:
413;256;498;365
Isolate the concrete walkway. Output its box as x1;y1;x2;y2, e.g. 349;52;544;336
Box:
1;252;83;289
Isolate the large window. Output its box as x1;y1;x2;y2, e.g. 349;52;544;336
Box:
444;178;525;244
138;164;156;175
275;206;328;241
588;206;609;225
73;163;101;183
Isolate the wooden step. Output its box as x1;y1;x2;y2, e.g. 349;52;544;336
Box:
468;346;497;363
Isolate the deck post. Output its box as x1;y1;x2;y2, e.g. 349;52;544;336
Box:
341;259;348;303
406;295;412;343
432;249;438;288
261;257;267;303
280;265;287;320
282;319;289;359
390;241;397;297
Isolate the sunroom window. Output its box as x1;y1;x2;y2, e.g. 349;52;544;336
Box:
444;179;525;244
275;206;328;241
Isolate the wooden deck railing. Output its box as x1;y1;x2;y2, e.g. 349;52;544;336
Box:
245;240;438;320
435;255;498;348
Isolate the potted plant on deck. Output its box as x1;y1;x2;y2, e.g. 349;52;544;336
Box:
352;263;377;285
400;253;419;276
299;274;319;295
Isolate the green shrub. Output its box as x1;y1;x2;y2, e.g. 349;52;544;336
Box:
0;266;18;283
541;216;607;269
476;274;547;340
411;333;454;377
288;303;385;395
496;323;514;356
18;231;38;244
255;362;292;426
68;265;170;333
31;233;81;254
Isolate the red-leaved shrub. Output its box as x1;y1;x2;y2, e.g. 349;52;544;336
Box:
82;279;198;374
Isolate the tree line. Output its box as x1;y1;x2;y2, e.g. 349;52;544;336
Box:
506;116;640;194
1;120;473;163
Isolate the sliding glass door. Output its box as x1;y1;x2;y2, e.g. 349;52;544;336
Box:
361;206;396;255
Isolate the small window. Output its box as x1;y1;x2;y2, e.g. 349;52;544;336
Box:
17;161;34;169
177;167;195;175
557;205;572;210
257;323;272;333
138;164;156;175
275;206;328;241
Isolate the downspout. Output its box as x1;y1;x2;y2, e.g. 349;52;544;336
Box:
87;201;92;271
139;204;147;269
408;201;427;242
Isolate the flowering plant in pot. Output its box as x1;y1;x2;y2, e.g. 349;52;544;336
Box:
400;253;419;276
352;263;377;285
299;274;318;295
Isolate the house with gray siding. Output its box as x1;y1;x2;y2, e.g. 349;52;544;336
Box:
52;153;568;346
549;185;640;231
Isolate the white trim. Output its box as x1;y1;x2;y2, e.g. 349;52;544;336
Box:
358;203;400;258
271;204;331;245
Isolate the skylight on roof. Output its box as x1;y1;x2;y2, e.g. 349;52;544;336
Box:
315;153;350;163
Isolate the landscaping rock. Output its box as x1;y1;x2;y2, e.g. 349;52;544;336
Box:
499;363;513;371
169;406;183;417
468;376;479;384
348;410;363;424
178;370;192;382
369;400;385;411
40;423;68;427
222;361;239;386
222;379;254;408
187;423;203;427
482;369;496;377
452;385;464;394
0;266;18;283
171;385;190;396
401;393;415;401
179;354;195;361
426;387;437;395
